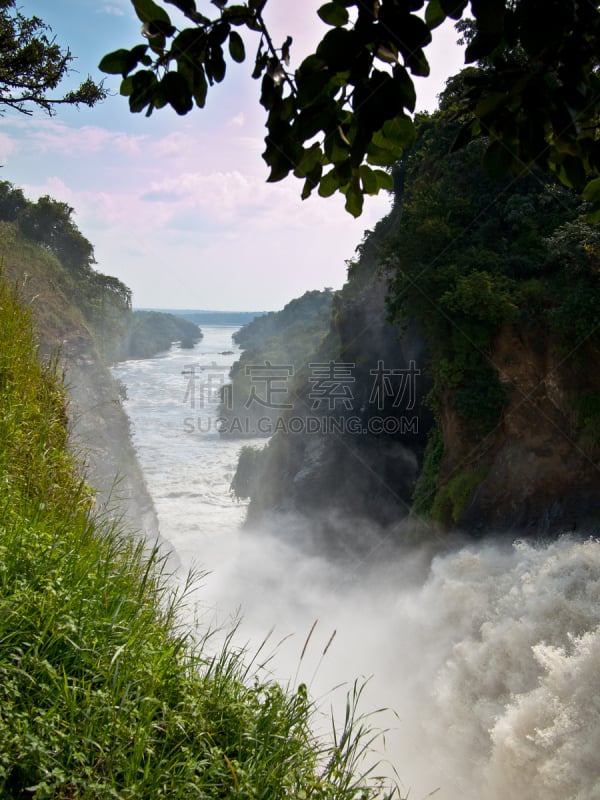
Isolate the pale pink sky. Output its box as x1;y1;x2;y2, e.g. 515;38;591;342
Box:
0;1;464;310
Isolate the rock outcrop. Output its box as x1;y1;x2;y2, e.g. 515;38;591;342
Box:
442;326;600;534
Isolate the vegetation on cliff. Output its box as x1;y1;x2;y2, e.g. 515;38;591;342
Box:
384;83;600;523
220;289;334;436
106;309;203;362
0;182;130;353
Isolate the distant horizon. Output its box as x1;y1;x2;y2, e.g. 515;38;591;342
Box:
134;309;270;327
134;307;272;314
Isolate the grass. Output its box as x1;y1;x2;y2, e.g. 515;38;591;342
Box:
431;466;488;526
0;277;401;799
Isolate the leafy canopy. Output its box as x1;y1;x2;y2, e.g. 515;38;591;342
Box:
384;102;600;439
0;0;106;115
100;0;600;217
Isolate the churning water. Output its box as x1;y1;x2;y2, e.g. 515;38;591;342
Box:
112;326;600;800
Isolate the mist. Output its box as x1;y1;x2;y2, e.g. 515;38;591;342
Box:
112;329;600;800
179;517;600;800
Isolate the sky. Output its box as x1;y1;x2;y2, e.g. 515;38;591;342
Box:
0;1;464;310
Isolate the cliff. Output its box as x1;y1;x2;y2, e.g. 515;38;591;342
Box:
238;104;600;543
62;329;160;540
239;213;434;549
440;327;600;534
0;208;161;543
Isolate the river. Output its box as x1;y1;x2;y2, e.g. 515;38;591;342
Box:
112;324;600;800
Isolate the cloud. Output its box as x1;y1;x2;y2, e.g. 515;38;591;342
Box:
98;4;125;15
21;176;75;206
228;113;245;128
0;133;17;162
6;119;148;158
143;170;255;216
56;125;142;156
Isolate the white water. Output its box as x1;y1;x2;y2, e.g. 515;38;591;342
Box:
112;326;600;800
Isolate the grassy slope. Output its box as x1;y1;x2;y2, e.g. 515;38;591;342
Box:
0;220;89;350
0;281;398;797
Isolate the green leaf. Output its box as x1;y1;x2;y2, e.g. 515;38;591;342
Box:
301;163;323;199
119;76;134;96
165;0;199;15
393;65;417;112
317;2;350;27
465;31;503;63
359;164;378;194
98;50;129;76
366;143;399;167
172;29;207;58
99;49;133;76
318;168;341;197
206;45;227;83
161;71;194;114
376;9;430;75
406;48;430;77
252;51;268;79
381;114;415;149
316;28;356;72
425;0;446;29
439;0;468;20
376;43;398;64
260;73;283;110
210;21;231;45
343;175;363;217
192;66;208;106
471;0;505;36
559;156;586;191
263;133;296;182
178;59;208;107
355;70;403;133
266;153;293;182
583;178;600;203
128;70;158;113
228;30;245;62
223;5;253;25
132;0;171;24
324;126;352;164
294;144;323;179
373;169;393;191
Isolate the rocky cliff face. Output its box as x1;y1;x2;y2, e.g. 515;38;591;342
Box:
441;326;600;534
243;239;600;543
62;328;161;544
235;98;600;543
245;267;434;547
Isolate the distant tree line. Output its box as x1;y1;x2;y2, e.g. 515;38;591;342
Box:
0;180;204;363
